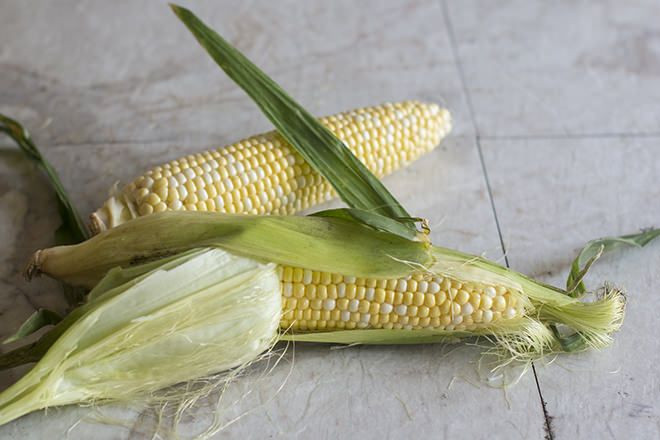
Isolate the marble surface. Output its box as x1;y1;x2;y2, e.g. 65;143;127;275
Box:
482;141;660;439
0;1;658;438
446;0;660;137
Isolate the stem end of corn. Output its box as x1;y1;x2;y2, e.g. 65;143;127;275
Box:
89;212;106;235
24;250;43;281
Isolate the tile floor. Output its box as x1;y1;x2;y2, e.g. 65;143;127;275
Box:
0;1;658;438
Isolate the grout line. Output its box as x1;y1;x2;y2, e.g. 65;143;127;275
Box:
532;363;555;440
46;137;198;149
481;132;660;141
41;129;660;150
476;140;554;440
440;1;479;133
440;0;509;264
474;144;510;266
38;129;660;150
440;1;554;438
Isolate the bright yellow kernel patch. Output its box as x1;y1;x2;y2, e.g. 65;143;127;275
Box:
280;269;523;332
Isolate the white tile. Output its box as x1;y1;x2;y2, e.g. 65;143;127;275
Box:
482;139;660;439
447;0;660;136
0;0;470;148
388;136;508;258
221;344;545;439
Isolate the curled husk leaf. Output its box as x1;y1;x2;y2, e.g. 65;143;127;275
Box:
1;248;281;426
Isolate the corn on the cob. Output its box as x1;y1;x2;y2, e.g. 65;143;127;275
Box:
91;101;451;233
13;210;626;428
277;267;524;331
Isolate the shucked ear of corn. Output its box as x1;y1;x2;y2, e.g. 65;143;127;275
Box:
91;101;451;233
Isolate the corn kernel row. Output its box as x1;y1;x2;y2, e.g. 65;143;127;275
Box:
277;267;523;331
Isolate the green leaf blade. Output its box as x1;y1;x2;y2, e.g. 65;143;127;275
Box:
0;114;88;244
170;4;415;233
566;228;660;296
311;208;419;241
279;328;468;345
3;309;62;345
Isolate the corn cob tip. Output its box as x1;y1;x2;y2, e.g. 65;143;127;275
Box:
89;212;106;235
24;249;43;281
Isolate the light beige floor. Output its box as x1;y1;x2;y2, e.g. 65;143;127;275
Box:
1;1;658;438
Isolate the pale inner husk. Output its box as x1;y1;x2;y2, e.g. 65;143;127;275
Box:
0;248;282;426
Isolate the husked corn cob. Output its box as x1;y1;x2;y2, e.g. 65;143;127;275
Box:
91;101;451;233
277;267;524;332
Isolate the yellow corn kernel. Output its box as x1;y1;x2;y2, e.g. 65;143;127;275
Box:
92;101;452;233
281;270;524;331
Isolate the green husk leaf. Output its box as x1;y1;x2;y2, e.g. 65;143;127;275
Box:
0;344;43;370
28;211;433;288
1;115;88;307
567;228;660;296
0;249;209;371
0;248;283;426
550;325;587;352
170;4;415;234
2;309;62;345
0;114;88;244
282;318;563;368
86;248;204;302
548;228;660;351
311;208;421;241
281;328;470;345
